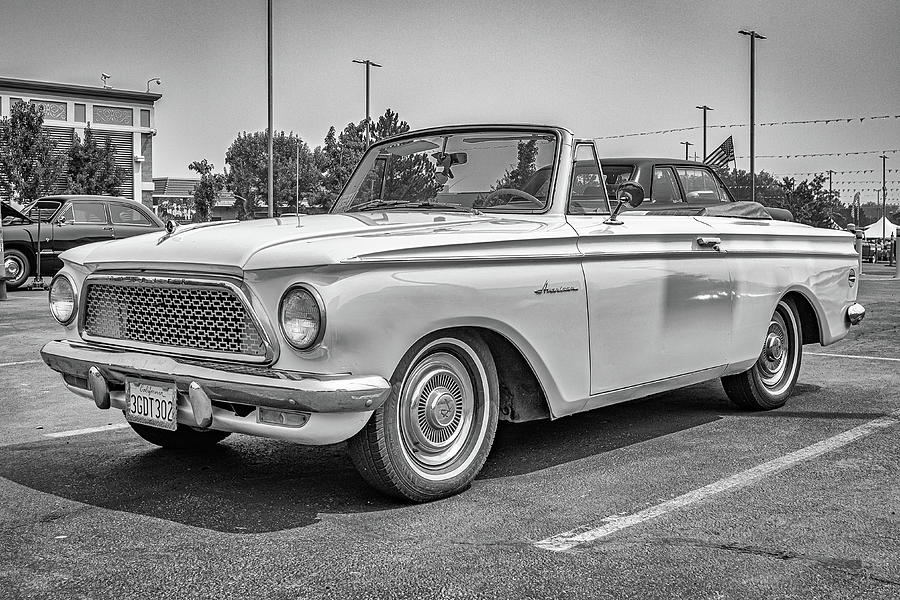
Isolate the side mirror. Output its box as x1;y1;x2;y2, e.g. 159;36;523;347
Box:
56;216;67;226
604;181;644;225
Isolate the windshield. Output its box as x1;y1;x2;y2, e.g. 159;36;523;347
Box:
332;130;558;213
23;199;64;222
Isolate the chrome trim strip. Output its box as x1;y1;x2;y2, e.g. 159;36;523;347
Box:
78;273;277;365
42;340;391;414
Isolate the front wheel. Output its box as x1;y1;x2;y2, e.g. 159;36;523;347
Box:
3;249;30;290
721;298;802;410
129;422;231;449
348;331;499;502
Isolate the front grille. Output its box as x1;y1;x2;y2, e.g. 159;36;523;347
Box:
82;280;266;358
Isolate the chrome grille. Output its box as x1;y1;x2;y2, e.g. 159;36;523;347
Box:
82;280;266;358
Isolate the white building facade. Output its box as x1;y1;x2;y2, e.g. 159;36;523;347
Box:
0;77;162;207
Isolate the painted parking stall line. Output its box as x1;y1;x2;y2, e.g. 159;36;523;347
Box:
44;423;130;438
0;359;43;368
535;409;900;553
808;352;900;363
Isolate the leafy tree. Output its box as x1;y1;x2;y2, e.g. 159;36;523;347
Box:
188;159;225;222
225;131;320;217
0;102;64;203
66;124;123;195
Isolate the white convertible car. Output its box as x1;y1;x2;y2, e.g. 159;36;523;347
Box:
41;125;865;501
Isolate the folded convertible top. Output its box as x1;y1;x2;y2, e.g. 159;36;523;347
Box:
643;201;794;222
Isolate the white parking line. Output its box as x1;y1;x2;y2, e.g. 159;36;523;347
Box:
44;423;130;438
808;352;900;363
0;359;42;368
535;409;900;552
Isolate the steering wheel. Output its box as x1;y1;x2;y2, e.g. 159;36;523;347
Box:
480;188;541;207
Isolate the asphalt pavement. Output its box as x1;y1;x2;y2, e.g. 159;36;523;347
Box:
0;267;898;599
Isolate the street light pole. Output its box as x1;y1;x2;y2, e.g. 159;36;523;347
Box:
739;29;766;203
680;141;693;160
880;154;889;239
352;59;383;147
267;0;274;218
696;105;713;160
827;169;835;197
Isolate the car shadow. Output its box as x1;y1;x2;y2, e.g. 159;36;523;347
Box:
479;380;733;479
0;380;742;533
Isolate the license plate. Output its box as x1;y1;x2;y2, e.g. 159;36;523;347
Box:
125;379;178;431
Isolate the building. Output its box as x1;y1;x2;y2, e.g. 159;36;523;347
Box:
0;77;162;207
153;177;238;222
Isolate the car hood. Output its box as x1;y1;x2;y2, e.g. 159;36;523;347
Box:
63;212;575;272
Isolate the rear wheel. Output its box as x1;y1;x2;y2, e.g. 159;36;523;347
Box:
722;298;802;410
3;249;30;290
348;331;499;502
129;422;231;449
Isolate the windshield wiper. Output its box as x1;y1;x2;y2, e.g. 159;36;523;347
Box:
351;199;482;215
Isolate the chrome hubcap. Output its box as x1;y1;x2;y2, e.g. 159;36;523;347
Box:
400;351;474;468
4;257;21;278
758;313;789;388
764;332;784;361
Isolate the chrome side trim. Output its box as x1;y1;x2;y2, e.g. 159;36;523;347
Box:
42;340;390;414
78;273;277;365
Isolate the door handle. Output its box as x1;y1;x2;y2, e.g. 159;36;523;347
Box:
697;237;723;252
102;226;114;231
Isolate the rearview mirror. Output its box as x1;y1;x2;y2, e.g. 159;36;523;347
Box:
604;181;644;225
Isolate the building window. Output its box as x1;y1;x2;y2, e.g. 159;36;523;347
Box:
74;103;86;122
140;109;150;128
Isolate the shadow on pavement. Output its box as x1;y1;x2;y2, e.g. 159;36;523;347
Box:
479;380;732;479
0;380;737;533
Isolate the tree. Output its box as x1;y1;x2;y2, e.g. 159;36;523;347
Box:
372;108;410;141
225;131;320;217
66;124;123;195
764;175;844;228
0;102;64;203
188;159;225;223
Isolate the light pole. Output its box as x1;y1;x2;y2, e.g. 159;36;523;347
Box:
696;105;713;160
826;169;835;197
267;0;274;218
680;141;693;160
352;59;383;147
739;29;766;203
880;154;889;239
145;77;161;93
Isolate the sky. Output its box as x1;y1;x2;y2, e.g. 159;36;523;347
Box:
2;0;899;206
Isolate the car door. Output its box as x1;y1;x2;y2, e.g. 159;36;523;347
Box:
109;201;159;239
568;142;734;401
50;200;116;256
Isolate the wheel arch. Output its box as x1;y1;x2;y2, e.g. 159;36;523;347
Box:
405;325;552;423
780;288;822;345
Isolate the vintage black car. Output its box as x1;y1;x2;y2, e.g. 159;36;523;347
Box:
2;195;163;290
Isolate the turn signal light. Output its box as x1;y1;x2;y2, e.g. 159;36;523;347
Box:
258;407;310;428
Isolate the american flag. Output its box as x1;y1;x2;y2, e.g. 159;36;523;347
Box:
704;136;735;169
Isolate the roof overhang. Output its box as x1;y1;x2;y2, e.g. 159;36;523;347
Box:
0;77;162;104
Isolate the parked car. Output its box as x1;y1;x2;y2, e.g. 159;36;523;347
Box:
41;125;864;501
1;195;163;290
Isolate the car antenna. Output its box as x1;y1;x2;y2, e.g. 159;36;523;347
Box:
295;142;302;228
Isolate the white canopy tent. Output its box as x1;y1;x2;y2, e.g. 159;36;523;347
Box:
862;216;899;239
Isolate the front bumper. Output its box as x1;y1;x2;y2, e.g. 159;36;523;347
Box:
41;340;392;445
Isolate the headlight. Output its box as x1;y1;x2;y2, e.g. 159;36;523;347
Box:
279;285;323;350
49;275;77;324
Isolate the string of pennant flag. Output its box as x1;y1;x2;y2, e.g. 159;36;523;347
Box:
595;113;900;140
773;169;900;176
735;149;900;159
